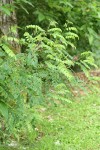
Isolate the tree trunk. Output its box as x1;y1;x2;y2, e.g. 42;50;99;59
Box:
0;0;20;53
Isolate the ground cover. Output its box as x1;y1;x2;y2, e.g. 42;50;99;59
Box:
1;91;99;150
32;93;100;150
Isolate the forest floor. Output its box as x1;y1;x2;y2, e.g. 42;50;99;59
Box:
1;91;99;150
0;71;100;150
31;92;100;150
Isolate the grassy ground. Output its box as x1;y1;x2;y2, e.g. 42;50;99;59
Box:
31;93;100;150
0;92;100;150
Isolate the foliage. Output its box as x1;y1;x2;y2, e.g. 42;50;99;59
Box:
0;92;100;149
1;0;100;65
0;21;97;142
16;0;100;65
0;0;99;144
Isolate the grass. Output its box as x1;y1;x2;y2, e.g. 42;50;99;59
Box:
0;92;100;150
31;93;100;150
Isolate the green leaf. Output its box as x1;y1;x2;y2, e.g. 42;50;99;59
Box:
0;6;11;16
1;44;16;59
0;101;8;120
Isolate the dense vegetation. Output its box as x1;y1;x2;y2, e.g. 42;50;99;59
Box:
0;0;100;149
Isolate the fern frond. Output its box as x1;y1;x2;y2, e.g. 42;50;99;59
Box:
0;44;16;59
66;27;78;32
65;32;79;39
26;25;45;33
48;28;62;33
66;41;76;49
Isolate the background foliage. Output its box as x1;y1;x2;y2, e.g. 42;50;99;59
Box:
16;0;100;65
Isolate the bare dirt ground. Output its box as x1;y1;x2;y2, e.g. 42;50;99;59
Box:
74;69;100;81
72;69;100;97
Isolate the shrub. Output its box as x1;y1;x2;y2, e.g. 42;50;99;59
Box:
0;23;97;142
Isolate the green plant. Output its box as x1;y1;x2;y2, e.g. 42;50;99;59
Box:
22;23;78;101
0;21;97;143
25;0;100;66
0;0;99;146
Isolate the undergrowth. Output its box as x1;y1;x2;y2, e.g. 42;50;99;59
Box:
0;92;100;150
0;22;98;143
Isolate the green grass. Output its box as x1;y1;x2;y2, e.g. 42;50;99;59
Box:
0;93;100;150
32;93;100;150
